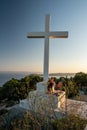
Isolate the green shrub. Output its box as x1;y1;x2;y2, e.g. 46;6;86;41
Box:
51;114;87;130
0;109;8;115
6;100;16;107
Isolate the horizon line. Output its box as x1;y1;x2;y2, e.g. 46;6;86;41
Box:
0;70;86;74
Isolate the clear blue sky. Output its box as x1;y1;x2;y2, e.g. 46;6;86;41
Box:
0;0;87;73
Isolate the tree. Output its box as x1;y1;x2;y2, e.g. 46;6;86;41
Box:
74;72;87;86
1;78;20;101
58;77;79;98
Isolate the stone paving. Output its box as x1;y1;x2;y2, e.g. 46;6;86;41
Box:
84;125;87;130
60;99;87;119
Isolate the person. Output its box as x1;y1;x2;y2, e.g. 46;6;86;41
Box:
55;81;62;91
47;77;56;93
53;81;63;96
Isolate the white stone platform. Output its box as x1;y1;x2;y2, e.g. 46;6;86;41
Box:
20;81;65;114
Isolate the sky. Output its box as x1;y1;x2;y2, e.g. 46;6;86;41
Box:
0;0;87;73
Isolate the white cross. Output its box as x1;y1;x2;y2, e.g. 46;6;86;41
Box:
27;14;68;81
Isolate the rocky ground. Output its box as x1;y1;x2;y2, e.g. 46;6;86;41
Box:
60;97;87;119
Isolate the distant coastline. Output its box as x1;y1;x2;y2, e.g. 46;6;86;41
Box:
40;72;75;76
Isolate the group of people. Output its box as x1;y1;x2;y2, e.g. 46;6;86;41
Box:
47;77;62;94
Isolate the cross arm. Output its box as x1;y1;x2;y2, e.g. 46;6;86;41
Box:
27;32;45;38
49;31;68;38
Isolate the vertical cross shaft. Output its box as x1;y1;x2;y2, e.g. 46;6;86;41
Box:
44;15;50;81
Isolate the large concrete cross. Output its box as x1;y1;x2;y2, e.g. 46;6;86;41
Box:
27;14;68;81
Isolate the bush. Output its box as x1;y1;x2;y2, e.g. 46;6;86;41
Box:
51;114;87;130
6;100;16;107
0;109;8;115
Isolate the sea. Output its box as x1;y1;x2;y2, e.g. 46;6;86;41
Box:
0;71;32;87
0;71;75;87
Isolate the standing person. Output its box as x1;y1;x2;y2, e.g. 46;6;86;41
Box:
55;81;62;91
47;77;56;93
